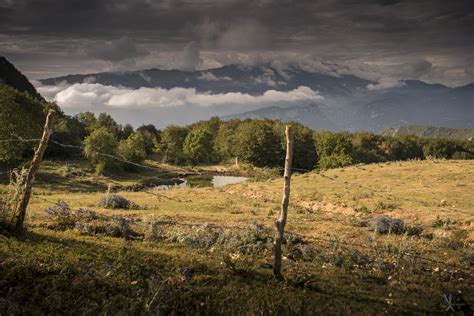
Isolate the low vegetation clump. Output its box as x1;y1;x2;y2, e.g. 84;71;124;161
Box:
46;200;76;229
98;194;140;210
145;221;273;255
45;200;141;239
369;216;405;234
75;215;141;239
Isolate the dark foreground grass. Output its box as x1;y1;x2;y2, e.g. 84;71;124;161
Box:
1;226;471;315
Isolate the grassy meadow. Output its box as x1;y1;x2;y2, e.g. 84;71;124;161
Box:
1;159;473;314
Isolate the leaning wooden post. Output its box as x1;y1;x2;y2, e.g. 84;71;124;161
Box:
273;125;293;279
13;110;55;230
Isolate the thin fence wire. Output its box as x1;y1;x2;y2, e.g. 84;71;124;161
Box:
0;137;473;219
0;136;471;270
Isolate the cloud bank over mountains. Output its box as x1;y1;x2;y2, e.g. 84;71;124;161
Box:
35;80;323;125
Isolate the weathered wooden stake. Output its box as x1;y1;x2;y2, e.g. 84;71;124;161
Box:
273;125;293;279
13;110;55;230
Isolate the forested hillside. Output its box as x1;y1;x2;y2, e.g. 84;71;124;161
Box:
382;125;474;141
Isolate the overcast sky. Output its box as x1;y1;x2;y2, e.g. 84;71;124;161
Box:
1;0;473;86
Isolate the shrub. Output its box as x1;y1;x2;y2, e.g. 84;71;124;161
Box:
369;216;405;234
75;215;140;239
98;194;140;210
46;200;76;229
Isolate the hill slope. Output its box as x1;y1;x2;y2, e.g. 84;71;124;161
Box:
0;56;43;100
381;125;474;140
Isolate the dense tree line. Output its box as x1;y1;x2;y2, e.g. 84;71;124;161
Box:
1;85;473;174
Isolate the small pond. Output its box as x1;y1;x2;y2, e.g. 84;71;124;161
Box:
153;175;248;190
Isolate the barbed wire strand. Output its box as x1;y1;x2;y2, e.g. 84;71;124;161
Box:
0;136;470;270
0;137;472;217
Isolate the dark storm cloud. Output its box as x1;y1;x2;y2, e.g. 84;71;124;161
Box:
85;36;150;62
0;0;473;85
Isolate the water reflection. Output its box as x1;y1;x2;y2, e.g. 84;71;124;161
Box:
153;175;248;190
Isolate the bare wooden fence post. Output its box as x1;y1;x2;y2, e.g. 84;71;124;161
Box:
13;110;55;230
273;125;293;279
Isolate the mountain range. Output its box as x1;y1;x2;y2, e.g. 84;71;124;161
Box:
0;56;467;131
39;64;474;131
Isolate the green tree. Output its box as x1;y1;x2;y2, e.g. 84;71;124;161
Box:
157;125;189;165
74;111;97;134
422;139;458;159
120;124;134;140
137;124;161;156
97;112;121;136
235;120;283;167
315;132;354;169
386;135;424;161
351;132;387;163
118;132;147;171
0;86;46;165
281;122;317;171
83;127;119;173
46;114;86;158
214;119;241;160
183;127;217;165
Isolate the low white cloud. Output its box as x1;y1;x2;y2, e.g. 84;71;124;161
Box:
197;72;232;81
41;82;323;109
33;80;69;100
367;78;405;90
